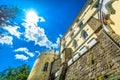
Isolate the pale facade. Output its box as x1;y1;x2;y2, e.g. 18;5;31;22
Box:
55;0;120;79
100;0;120;35
27;51;58;80
60;0;99;65
28;0;120;80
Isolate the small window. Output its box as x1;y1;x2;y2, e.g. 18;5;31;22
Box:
68;59;73;66
82;31;88;39
73;40;78;49
79;22;83;29
71;33;74;38
43;62;49;71
80;46;87;55
93;1;99;8
87;38;97;48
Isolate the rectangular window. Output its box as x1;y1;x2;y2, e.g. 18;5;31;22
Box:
80;46;87;55
68;59;73;66
73;53;79;61
79;22;84;29
73;40;78;49
83;31;88;39
87;38;97;48
71;33;74;38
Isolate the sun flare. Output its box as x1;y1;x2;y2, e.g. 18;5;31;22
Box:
26;10;39;24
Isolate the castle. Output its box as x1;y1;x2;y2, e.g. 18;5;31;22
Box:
28;0;120;80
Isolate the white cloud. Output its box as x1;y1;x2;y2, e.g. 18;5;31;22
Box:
59;34;63;38
35;51;40;53
15;54;28;60
15;47;28;52
22;16;52;49
25;10;39;25
0;35;13;45
39;17;45;22
51;34;62;49
22;10;61;49
4;25;22;39
25;10;45;24
24;25;52;48
52;37;60;49
15;47;34;57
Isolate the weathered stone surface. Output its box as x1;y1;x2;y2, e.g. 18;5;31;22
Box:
62;30;120;80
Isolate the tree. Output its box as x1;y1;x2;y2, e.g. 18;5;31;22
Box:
0;5;19;25
0;5;19;38
0;64;30;80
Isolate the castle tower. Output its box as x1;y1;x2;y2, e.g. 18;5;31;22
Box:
27;50;58;80
55;0;120;80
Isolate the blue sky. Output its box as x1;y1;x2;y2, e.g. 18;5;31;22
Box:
0;0;86;71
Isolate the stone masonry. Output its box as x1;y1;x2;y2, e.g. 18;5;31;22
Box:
64;29;120;80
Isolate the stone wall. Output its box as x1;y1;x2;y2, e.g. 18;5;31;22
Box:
27;54;55;80
65;30;120;80
49;58;61;80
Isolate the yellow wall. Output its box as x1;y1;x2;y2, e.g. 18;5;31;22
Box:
27;53;55;80
110;0;120;35
60;1;99;63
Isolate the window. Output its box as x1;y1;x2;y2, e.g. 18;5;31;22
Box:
79;22;83;29
71;33;74;38
43;62;49;71
73;53;79;61
68;59;73;66
80;46;87;55
93;1;99;8
87;38;97;48
73;40;78;49
82;30;88;39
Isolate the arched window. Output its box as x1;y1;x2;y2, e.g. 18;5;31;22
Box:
73;40;78;49
79;22;83;29
43;62;49;71
81;30;88;39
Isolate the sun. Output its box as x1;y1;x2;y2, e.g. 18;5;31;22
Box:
26;10;39;24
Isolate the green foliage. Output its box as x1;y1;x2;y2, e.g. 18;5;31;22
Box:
0;64;30;80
